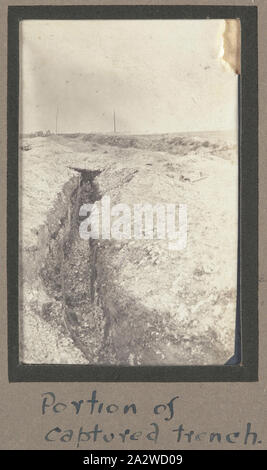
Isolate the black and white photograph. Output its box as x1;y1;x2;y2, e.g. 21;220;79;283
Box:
19;18;239;366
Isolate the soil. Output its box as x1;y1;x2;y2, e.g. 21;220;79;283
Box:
19;132;238;365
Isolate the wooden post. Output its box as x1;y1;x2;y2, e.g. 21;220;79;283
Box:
113;110;116;133
55;106;59;134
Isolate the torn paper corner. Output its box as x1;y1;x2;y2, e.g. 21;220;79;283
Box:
222;19;241;75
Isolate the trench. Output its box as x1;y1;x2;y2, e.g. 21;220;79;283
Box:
39;167;115;364
35;164;233;366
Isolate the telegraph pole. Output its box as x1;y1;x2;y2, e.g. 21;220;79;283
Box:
55;106;59;134
113;110;116;133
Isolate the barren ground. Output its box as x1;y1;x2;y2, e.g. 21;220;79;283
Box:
19;132;238;365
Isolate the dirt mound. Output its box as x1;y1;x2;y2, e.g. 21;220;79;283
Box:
19;134;238;365
77;132;236;160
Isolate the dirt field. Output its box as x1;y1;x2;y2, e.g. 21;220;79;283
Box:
19;132;238;365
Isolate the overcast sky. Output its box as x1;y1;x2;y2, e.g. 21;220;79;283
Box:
20;19;238;134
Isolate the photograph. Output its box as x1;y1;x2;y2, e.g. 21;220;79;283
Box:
19;18;239;366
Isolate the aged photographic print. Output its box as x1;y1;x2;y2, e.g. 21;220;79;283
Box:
19;19;239;366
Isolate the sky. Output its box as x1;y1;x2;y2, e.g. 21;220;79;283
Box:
20;19;238;135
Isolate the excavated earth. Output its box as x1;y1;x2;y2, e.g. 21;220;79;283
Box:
19;133;238;365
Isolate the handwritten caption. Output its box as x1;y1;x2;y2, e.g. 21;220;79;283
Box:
41;390;261;448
